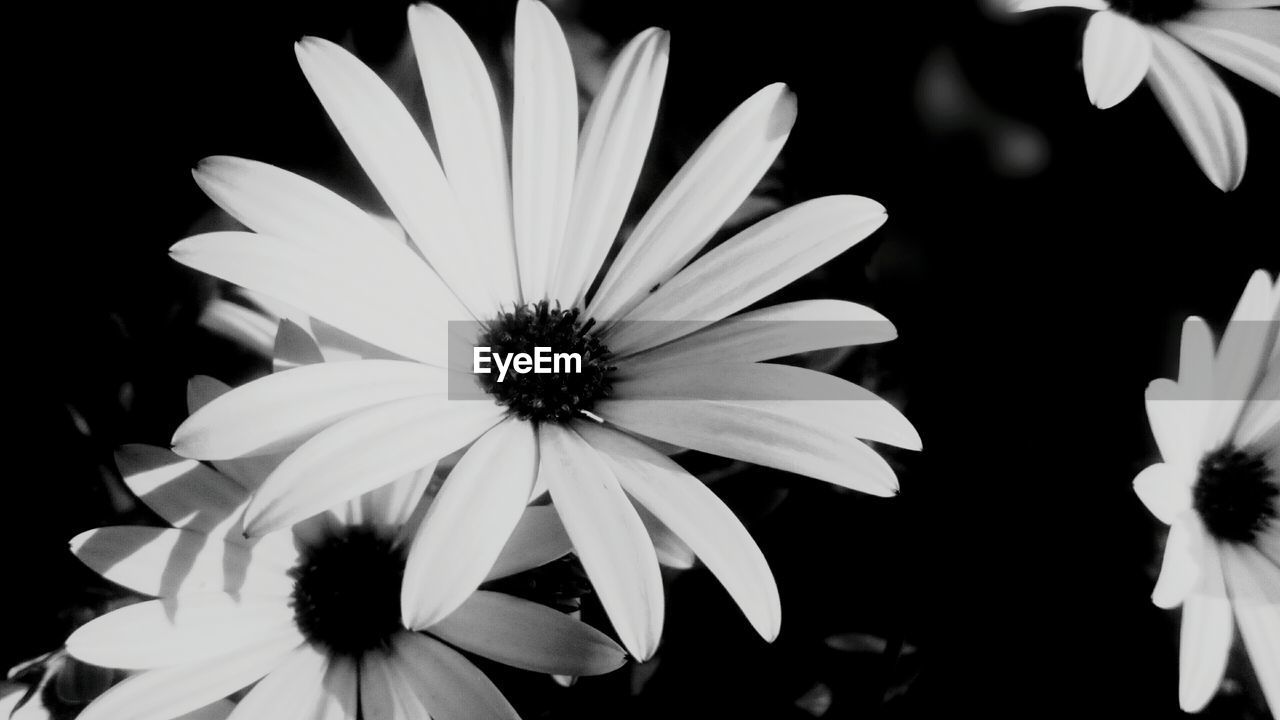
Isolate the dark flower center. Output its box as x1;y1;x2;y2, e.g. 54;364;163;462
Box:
1108;0;1195;24
476;300;615;424
289;528;405;656
1193;446;1277;544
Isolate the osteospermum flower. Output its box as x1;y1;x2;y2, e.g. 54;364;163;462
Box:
170;0;920;660
67;379;623;720
1134;269;1279;713
1012;0;1279;190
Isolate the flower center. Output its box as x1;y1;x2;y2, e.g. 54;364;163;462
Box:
476;300;614;424
1108;0;1195;24
289;528;405;656
1193;446;1278;544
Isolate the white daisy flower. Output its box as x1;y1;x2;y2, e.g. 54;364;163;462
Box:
1135;269;1279;713
67;378;623;720
169;0;920;660
1012;0;1279;190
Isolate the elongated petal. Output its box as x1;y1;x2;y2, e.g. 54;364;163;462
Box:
598;399;901;495
390;632;520;720
359;469;434;534
430;590;626;675
227;644;355;720
1179;316;1217;400
578;424;780;640
1179;542;1233;712
1145;378;1207;467
295;37;494;315
587;84;798;321
75;632;302;720
511;0;578;301
1132;462;1194;525
606;196;887;354
485;505;572;582
69;595;295;670
172;232;462;364
618;300;895;371
407;4;519;301
1209;270;1277;447
553;28;670;304
612;363;920;450
1153;514;1206;609
1169;10;1280;98
1009;0;1105;10
1147;29;1247;191
539;424;664;660
199;298;278;358
1223;545;1280;713
636;502;695;568
402;418;537;630
172;360;446;460
1083;11;1152;109
273;318;324;371
359;649;429;720
115;445;248;536
70;527;295;597
244;397;504;535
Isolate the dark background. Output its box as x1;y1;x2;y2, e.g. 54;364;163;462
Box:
13;0;1279;717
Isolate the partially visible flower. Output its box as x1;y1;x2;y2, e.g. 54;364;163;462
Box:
1135;269;1279;713
66;378;623;720
1013;0;1279;191
169;0;919;661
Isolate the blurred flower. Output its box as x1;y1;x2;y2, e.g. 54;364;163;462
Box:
1012;0;1279;191
1135;269;1279;713
67;374;623;720
168;0;918;661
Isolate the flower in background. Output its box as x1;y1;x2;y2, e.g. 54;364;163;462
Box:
66;377;623;720
1012;0;1279;191
1134;269;1279;713
170;0;919;661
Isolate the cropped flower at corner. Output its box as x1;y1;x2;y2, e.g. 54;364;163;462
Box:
67;378;623;720
1134;270;1279;714
1012;0;1280;191
169;0;920;661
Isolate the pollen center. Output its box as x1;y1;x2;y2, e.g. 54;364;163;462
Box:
289;528;404;656
1193;446;1278;544
1107;0;1195;24
476;300;615;424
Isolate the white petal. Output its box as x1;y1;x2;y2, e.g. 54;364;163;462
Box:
1009;0;1105;10
358;469;434;534
172;360;446;460
1153;514;1207;608
273;318;324;371
1147;28;1247;191
70;526;295;597
75;633;301;720
539;424;665;660
1196;0;1280;12
359;649;429;720
553;27;670;304
587;83;798;322
597;398;901;496
611;363;921;450
429;590;626;675
511;0;578;302
1082;11;1153;109
1179;541;1233;712
1169;10;1280;98
192;156;404;254
407;4;519;302
179;700;238;720
1179;316;1217;398
199;298;278;358
618;300;896;371
294;37;495;316
1145;378;1208;467
1211;269;1278;446
402;418;537;630
485;504;573;581
226;644;355;720
115;444;248;536
605;196;887;354
389;632;520;720
635;501;696;569
1223;545;1280;713
1132;462;1194;524
577;424;780;640
68;594;295;670
171;231;463;364
243;396;503;535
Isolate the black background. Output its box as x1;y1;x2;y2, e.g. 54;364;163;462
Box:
12;0;1279;718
